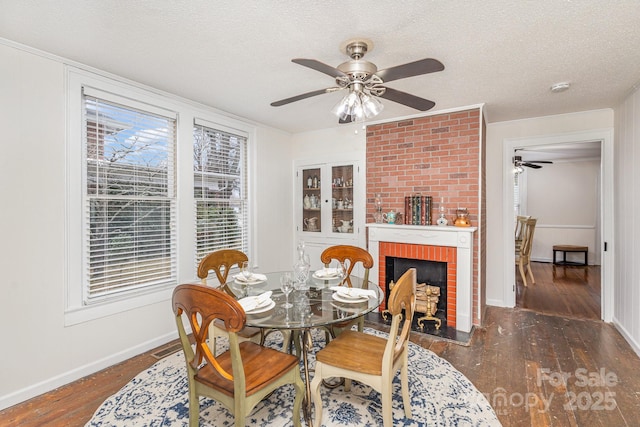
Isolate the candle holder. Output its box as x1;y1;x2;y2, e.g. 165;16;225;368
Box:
373;193;383;223
436;198;449;226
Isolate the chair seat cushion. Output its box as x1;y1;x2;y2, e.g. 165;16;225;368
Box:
316;330;386;376
195;341;299;397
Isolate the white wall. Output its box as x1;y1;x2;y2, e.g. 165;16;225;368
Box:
613;86;640;355
524;159;600;264
0;42;294;409
485;110;614;308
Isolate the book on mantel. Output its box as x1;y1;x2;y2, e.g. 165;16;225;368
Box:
405;195;431;225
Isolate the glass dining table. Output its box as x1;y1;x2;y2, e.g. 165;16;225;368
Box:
223;271;383;425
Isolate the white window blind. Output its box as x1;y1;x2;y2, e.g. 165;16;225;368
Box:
83;90;177;302
193;122;249;265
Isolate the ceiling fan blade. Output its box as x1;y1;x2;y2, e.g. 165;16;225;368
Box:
522;162;543;169
291;58;347;78
526;160;553;164
378;87;435;111
376;58;444;83
270;88;340;107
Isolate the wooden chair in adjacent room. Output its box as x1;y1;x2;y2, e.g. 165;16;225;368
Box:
197;249;262;353
310;267;416;427
514;215;531;252
516;217;537;286
320;244;375;337
173;284;304;427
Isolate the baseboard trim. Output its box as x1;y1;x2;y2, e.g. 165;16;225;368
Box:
486;298;510;308
612;317;640;358
0;331;177;411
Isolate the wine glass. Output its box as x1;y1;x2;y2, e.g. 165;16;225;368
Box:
241;261;252;281
335;260;346;284
280;272;293;309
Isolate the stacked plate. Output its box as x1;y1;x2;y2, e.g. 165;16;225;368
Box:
233;273;267;285
312;268;341;280
330;287;377;304
238;291;274;314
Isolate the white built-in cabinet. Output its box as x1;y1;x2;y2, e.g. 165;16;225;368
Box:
295;159;365;270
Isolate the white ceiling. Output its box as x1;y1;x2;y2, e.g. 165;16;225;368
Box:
2;1;640;134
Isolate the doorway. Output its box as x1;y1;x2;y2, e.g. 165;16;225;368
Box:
514;142;602;319
503;129;614;322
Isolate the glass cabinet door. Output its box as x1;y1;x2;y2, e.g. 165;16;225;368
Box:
331;164;353;234
301;167;322;233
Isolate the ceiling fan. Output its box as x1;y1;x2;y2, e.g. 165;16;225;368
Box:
513;155;553;170
270;39;444;124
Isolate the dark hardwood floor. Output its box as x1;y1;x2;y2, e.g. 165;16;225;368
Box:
517;261;601;320
3;262;639;426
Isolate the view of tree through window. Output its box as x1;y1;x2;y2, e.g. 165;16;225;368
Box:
193;123;248;264
84;94;177;301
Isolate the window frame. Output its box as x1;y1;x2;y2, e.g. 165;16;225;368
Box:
65;67;256;325
193;119;250;269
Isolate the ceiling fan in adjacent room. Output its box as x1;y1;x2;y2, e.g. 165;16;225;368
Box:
513;155;553;172
270;38;444;124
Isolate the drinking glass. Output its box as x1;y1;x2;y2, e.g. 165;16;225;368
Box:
241;261;252;281
334;260;346;283
280;272;294;309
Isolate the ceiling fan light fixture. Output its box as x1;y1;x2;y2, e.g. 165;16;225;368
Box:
332;88;384;122
361;93;384;117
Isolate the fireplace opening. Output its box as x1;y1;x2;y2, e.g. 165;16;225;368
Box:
385;256;447;326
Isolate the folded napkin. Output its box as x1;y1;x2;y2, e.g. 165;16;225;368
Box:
314;268;339;278
330;286;377;299
238;291;272;312
234;272;268;282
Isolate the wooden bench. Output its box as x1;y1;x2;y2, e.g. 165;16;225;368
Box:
552;245;588;266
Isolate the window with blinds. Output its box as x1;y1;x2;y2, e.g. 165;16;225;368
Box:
83;89;177;302
193;122;249;265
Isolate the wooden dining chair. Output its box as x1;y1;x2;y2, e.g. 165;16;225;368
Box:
173;284;304;427
310;267;416;427
515;215;531;252
197;249;262;353
516;218;537;286
320;245;375;337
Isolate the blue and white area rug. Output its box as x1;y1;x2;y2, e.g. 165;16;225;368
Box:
87;328;500;426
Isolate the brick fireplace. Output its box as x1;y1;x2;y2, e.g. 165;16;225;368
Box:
381;242;457;328
366;223;476;333
365;107;486;327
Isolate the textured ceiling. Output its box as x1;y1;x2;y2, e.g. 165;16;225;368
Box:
2;1;640;134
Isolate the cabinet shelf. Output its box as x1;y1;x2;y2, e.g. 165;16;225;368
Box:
298;161;359;241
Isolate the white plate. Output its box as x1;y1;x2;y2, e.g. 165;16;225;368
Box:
312;270;340;280
332;293;368;304
233;273;267;284
245;299;275;314
234;277;265;285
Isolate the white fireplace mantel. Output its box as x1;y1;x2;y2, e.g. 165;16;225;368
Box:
366;223;477;333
